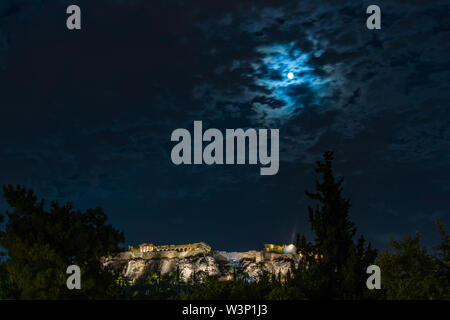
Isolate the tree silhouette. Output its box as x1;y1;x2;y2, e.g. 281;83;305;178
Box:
294;151;377;299
0;184;124;299
376;223;450;299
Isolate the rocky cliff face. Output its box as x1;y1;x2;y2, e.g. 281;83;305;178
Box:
104;249;299;282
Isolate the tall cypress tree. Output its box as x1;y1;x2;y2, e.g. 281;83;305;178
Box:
300;151;377;299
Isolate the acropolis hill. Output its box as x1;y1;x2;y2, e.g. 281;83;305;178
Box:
104;242;300;282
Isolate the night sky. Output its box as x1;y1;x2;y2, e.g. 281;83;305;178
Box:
0;0;449;251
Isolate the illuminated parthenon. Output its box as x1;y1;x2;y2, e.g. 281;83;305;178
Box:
128;241;313;258
128;242;211;253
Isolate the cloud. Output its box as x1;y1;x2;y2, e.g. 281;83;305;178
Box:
1;0;449;249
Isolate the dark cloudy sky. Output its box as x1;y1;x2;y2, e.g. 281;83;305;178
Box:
0;0;449;251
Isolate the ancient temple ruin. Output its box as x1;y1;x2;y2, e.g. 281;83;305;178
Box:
128;242;211;253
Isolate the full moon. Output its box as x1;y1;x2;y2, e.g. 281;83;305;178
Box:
287;72;294;79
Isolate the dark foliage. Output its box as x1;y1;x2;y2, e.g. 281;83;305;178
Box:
291;151;378;299
0;185;125;299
